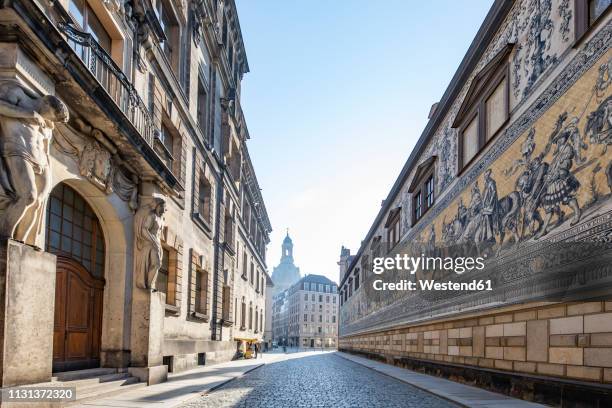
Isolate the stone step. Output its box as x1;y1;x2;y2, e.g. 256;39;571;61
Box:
68;372;132;390
53;367;117;382
74;375;141;396
65;380;146;407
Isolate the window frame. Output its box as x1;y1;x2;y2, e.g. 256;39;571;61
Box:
449;46;515;178
68;0;112;54
411;167;435;225
154;0;181;73
575;0;612;44
384;208;401;252
194;266;208;316
197;175;213;226
196;72;210;138
459;71;508;172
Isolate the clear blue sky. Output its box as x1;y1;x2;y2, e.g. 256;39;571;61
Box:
236;0;493;284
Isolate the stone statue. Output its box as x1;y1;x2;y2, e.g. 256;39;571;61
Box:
134;197;166;290
0;80;69;244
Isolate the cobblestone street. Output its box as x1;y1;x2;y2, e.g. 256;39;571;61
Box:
180;351;457;408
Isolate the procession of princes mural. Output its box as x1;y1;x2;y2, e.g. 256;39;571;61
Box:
438;56;612;257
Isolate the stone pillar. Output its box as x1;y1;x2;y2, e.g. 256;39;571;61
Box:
128;289;167;384
0;239;56;386
128;182;168;385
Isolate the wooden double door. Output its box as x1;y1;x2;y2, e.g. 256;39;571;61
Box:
53;256;105;372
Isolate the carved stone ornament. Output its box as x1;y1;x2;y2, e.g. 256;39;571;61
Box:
192;1;211;47
0;80;69;244
102;0;123;14
54;117;139;211
133;197;166;290
79;138;113;193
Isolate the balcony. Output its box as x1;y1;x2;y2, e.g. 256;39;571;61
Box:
58;22;156;151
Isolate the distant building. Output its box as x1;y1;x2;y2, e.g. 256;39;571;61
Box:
270;232;301;294
337;246;354;284
273;274;338;348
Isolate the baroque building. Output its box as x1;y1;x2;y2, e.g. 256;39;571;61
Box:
339;0;612;405
272;274;338;348
0;0;271;395
270;231;301;294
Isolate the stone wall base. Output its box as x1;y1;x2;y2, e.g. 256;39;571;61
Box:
162;339;237;373
340;348;612;406
0;240;56;386
128;365;168;385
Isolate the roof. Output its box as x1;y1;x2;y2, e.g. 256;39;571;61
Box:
298;274;336;287
340;0;513;288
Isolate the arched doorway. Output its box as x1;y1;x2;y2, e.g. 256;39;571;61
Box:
46;183;106;372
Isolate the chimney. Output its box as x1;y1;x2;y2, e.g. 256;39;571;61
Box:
428;102;439;119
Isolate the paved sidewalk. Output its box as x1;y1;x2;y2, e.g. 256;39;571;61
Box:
76;352;287;408
337;352;547;408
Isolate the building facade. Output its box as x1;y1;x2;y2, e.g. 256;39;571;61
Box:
273;274;338;348
0;0;271;388
339;0;612;405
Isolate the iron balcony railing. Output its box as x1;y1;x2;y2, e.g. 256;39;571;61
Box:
58;22;156;149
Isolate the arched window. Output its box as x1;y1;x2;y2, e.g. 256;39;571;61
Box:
46;183;105;277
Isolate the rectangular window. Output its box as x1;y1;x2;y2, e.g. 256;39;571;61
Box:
68;0;111;53
485;77;507;140
155;0;180;71
454;47;510;171
576;0;611;40
242;253;248;279
224;209;234;249
254;309;258;332
461;114;479;166
222;285;231;321
198;177;212;223
589;0;611;23
413;192;422;222
194;268;208;315
409;160;436;226
156;247;176;305
304;314;307;322
155;123;175;171
197;77;209;136
241;301;246;329
425;175;435;208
